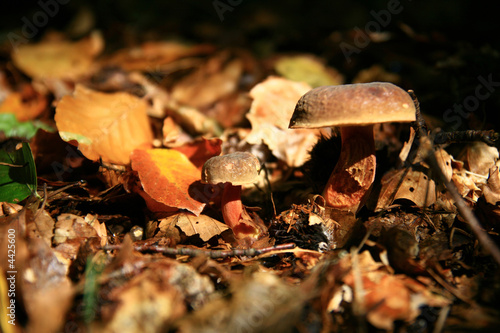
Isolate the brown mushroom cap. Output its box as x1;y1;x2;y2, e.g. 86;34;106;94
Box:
289;82;416;129
201;152;260;186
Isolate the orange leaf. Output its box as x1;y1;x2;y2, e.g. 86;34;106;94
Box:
0;85;47;121
172;137;222;169
55;85;153;165
131;149;205;216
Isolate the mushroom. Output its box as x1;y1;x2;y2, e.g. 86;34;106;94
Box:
289;82;416;213
201;152;261;238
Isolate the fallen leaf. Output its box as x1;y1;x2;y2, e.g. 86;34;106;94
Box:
172;137;222;170
103;41;214;72
97;267;186;333
12;31;103;80
26;210;55;247
23;239;74;333
53;213;100;246
451;172;481;201
375;167;436;210
483;165;500;205
274;54;344;87
352;64;401;84
167;212;229;242
458;142;499;176
171;54;243;109
130;148;205;215
0;84;47;121
179;271;303;333
170;105;222;136
342;251;450;330
434;148;453;182
163;117;182;145
245;76;322;167
55;85;153;165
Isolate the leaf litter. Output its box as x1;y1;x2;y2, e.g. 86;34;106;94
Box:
0;11;500;333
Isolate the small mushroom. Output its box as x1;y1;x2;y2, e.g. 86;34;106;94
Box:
201;152;261;238
289;82;416;213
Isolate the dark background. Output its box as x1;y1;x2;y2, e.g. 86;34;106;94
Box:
2;0;500;132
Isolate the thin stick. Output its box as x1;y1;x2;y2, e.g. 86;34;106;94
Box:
422;135;500;265
408;90;428;137
408;92;500;265
103;243;296;259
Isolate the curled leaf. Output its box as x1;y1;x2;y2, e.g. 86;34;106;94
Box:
131;149;205;216
376;167;436;211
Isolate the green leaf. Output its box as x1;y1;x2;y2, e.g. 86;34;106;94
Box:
0;113;54;139
0;141;38;203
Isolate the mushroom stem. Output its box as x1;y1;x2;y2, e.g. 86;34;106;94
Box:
221;183;243;229
322;125;376;213
221;183;261;238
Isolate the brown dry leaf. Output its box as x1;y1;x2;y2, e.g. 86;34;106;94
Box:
23;239;74;333
103;41;214;72
458;142;499;176
147;217;181;241
26;210;55;247
342;251;450;330
85;213;108;247
53;213;99;246
179;271;303;333
375;167;436;211
451;172;481;201
96;267;186;333
167;212;229;242
171;55;243;109
55;84;153;165
352;64;401;84
0;84;47;121
273;54;344;87
435;148;453;182
51;213;105;274
205;92;253;128
398;127;416;164
483;165;500;205
171;105;223;136
245;76;322;167
130;148;206;216
12;31;103;81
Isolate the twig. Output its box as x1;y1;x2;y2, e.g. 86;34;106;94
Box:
434;130;499;146
44;180;88;199
103;243;296;259
408;92;500;265
408;90;428;137
433;305;450;333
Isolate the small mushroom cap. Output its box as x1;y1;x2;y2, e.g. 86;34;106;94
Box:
201;152;260;186
289;82;416;129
